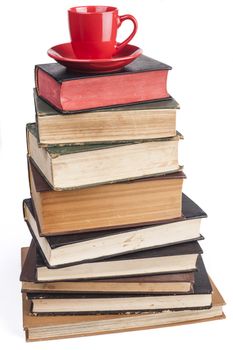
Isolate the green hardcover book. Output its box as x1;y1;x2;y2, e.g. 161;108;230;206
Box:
34;89;179;146
27;123;182;190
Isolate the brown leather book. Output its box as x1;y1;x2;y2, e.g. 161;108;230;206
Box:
28;159;185;236
20;246;195;294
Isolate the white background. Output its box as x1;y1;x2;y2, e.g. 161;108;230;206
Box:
0;0;232;348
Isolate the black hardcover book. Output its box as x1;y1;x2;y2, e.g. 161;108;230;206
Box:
20;244;196;295
20;240;202;282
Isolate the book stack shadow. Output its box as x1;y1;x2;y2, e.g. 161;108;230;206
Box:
20;56;225;342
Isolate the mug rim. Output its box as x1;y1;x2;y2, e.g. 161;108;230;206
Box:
69;6;117;14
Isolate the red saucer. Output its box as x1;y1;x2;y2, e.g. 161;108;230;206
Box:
47;43;142;73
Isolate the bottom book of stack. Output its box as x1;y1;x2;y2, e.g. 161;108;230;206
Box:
20;246;225;342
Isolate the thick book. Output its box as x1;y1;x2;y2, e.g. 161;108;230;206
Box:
34;89;179;146
21;246;195;294
23;194;206;267
27;123;182;190
21;250;225;341
28;159;185;235
27;256;212;314
20;239;202;282
35;56;172;112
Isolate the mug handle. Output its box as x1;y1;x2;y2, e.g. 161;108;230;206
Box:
116;15;138;53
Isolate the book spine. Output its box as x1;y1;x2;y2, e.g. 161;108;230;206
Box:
36;68;62;111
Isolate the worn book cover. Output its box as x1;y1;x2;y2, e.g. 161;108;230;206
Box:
34;88;180;145
35;55;172;112
27;122;182;190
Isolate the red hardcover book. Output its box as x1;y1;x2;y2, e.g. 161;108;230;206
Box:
35;55;171;113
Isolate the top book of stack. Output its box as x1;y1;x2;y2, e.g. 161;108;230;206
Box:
35;55;171;113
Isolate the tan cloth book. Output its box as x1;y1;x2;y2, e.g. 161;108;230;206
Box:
22;281;225;342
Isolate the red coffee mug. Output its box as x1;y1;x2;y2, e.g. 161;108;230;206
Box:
68;6;138;59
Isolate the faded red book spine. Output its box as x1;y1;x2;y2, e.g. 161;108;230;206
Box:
36;68;169;112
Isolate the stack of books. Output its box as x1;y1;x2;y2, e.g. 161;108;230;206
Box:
20;55;225;342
